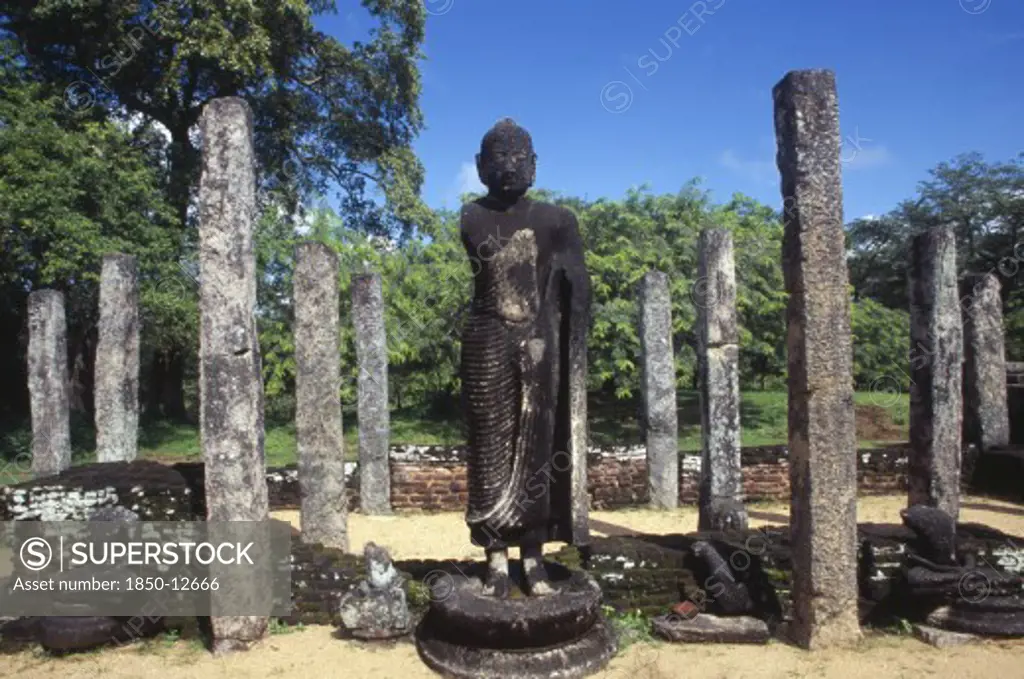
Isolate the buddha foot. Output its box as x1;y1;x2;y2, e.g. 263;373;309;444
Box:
524;562;554;597
481;569;511;599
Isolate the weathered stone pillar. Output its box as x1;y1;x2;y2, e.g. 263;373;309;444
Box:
961;273;1009;452
95;254;140;463
352;272;391;514
774;69;861;649
294;242;348;549
638;270;678;509
197;97;269;652
908;227;963;519
27;290;72;478
696;229;747;531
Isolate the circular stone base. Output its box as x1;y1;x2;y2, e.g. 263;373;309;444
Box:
423;562;603;649
416;616;617;679
414;562;616;678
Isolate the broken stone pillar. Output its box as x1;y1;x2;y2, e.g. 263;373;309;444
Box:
294;242;348;549
197;97;269;653
773;69;861;649
352;272;391;515
961;273;1009;452
638;270;678;509
95;254;140;463
696;229;747;531
908;227;963;520
27;289;72;478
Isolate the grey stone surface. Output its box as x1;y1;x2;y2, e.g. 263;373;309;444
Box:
912;623;978;648
908;227;963;521
95;253;140;463
638;270;678;509
337;542;409;639
351;272;391;515
196;97;269;652
961;273;1009;452
294;242;348;550
27;289;71;478
696;229;746;531
652;613;770;644
773;69;861;649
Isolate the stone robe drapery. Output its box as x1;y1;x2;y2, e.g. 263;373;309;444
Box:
460;197;591;550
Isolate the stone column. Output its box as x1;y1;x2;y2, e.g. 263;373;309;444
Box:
197;97;269;652
908;227;963;519
352;272;391;514
961;273;1009;452
95;254;140;463
294;242;348;549
773;69;860;649
638;271;678;509
696;229;747;531
27;290;72;478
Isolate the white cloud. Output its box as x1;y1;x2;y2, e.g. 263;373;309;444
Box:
456;161;485;195
718;149;776;186
443;161;485;206
843;144;892;170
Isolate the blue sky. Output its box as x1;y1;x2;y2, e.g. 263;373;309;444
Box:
318;0;1024;221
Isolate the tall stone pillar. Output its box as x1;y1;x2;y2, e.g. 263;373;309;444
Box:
27;289;72;478
95;253;140;463
294;242;348;549
696;229;747;531
197;97;269;653
638;270;678;509
352;272;391;514
774;69;861;649
908;227;963;519
961;272;1009;452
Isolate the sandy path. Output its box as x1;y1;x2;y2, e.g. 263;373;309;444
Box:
4;494;1024;679
270;494;1024;561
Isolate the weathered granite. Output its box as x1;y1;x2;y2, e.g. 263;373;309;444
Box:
908;227;963;520
696;229;746;531
0;460;195;521
774;68;861;649
27;289;71;478
294;242;348;550
690;540;754;615
638;270;678;509
900;505;956;566
912;623;978;648
415;560;616;678
336;542;410;639
652;612;770;644
961;273;1009;452
95;253;140;463
352;272;391;515
197;96;269;652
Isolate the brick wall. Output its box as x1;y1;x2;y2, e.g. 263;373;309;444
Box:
264;443;928;512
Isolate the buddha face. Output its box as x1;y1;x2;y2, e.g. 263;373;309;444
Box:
476;118;536;197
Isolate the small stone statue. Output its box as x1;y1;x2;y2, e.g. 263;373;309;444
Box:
459;118;592;598
336;542;411;639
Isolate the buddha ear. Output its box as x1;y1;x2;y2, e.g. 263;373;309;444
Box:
475;152;485;179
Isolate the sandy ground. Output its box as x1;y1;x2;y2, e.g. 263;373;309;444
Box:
4;494;1024;679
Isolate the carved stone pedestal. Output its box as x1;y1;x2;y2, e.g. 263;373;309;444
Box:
414;561;616;679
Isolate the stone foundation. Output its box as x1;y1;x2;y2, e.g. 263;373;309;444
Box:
263;444;925;512
0;444;1001;519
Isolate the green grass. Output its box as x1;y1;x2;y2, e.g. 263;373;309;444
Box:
0;390;909;483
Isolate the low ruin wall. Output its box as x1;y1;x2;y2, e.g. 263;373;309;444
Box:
253;443;935;513
2;443;989;521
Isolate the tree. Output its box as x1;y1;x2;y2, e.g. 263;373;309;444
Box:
0;37;177;417
1;0;432;419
